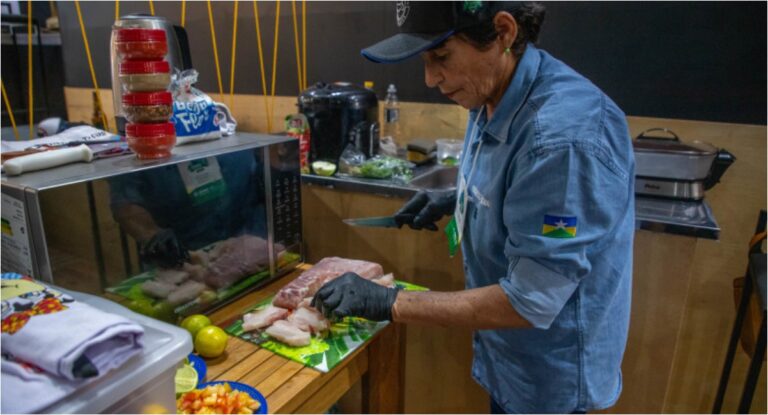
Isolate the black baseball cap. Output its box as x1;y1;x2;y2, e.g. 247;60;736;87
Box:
362;1;522;63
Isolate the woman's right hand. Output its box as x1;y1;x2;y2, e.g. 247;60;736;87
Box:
394;189;456;231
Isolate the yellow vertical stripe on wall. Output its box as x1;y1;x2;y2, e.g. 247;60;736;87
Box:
302;0;307;90
252;1;271;133
291;0;302;93
229;0;239;110
74;0;110;132
269;1;281;134
27;0;33;138
1;79;20;140
180;0;186;27
206;0;224;102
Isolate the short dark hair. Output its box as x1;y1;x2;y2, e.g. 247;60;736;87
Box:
457;2;546;57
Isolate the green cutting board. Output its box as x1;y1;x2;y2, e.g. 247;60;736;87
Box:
224;280;427;372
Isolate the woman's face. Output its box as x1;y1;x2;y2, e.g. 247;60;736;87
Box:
420;36;514;111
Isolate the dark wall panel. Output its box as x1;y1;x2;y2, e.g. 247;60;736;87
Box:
58;1;766;124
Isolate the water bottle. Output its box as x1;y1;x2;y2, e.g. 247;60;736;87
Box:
382;84;401;147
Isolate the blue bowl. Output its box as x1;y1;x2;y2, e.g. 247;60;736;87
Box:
187;353;207;383
195;381;268;414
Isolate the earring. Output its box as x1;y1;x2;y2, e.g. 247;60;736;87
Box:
504;47;511;55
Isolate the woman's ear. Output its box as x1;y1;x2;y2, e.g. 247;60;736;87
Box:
493;11;518;51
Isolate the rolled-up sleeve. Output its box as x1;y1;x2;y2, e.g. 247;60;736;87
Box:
500;141;630;329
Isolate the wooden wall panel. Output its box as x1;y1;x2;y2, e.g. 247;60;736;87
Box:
625;117;767;414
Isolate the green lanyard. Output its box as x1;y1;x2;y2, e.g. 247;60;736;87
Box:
446;108;485;257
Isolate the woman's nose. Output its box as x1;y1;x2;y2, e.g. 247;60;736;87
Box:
424;63;442;88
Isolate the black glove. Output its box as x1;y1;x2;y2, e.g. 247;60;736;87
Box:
140;229;190;268
394;189;456;231
311;272;399;322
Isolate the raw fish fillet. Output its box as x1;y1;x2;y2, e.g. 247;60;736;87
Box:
155;269;189;285
372;273;395;288
242;305;290;332
167;280;207;305
141;279;175;299
297;297;312;309
189;250;209;267
204;235;270;289
287;306;329;333
182;263;207;282
273;257;383;309
265;320;311;347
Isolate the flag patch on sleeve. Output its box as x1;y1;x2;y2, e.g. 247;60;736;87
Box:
542;215;577;238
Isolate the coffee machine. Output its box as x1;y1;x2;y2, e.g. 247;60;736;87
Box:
298;82;379;169
110;14;193;135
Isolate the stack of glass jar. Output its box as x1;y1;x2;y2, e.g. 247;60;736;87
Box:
116;28;176;159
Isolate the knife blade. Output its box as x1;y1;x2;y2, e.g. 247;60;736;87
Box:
343;215;412;228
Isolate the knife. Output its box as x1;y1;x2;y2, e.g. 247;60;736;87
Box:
1;143;131;176
342;214;414;228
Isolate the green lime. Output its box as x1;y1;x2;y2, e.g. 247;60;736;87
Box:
152;301;177;323
127;299;155;317
194;325;229;358
175;364;198;394
180;314;212;339
198;290;218;305
312;161;337;176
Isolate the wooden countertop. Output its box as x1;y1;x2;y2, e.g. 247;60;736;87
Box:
202;264;403;414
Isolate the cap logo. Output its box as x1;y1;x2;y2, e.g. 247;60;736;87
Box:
396;1;410;27
463;0;483;14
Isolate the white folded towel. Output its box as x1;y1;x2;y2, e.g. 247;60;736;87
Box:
1;276;145;412
1;356;83;413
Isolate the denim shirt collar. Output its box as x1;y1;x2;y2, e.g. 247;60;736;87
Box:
469;44;542;143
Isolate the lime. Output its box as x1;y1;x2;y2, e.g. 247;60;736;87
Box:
127;298;155;317
312;161;337;176
174;364;198;394
194;325;229;358
180;314;212;339
140;403;169;414
197;290;218;305
152;301;177;323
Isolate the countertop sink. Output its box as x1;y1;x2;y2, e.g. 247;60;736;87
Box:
410;165;458;190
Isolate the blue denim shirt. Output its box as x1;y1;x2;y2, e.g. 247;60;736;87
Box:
459;45;635;413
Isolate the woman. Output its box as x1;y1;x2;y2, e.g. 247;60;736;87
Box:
313;2;635;413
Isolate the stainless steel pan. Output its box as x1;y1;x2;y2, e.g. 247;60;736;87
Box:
633;128;735;190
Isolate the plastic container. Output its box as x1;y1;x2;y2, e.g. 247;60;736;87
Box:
436;138;463;166
116;28;168;60
41;287;192;414
381;84;401;144
119;60;171;92
126;122;177;159
122;91;174;123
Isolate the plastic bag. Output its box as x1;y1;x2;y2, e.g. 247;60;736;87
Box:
338;144;366;176
170;69;237;145
352;155;414;183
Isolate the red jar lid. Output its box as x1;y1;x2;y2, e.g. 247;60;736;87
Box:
116;28;167;42
122;91;173;106
126;122;176;136
119;60;170;74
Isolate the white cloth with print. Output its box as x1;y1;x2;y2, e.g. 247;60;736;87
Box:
1;299;144;413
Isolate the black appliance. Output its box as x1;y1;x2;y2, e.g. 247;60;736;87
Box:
298;82;379;172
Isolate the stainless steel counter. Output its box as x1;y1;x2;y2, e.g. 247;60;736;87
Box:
302;166;721;240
